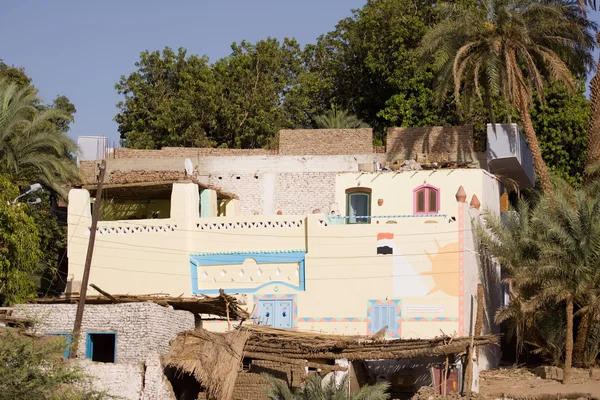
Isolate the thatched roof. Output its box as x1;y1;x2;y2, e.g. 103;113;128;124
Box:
164;329;251;400
165;325;498;400
28;288;249;320
240;325;498;361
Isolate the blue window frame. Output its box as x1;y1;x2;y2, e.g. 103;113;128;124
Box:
86;332;117;363
369;304;399;334
257;299;293;329
46;333;72;358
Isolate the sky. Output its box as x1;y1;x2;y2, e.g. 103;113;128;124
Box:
0;1;598;146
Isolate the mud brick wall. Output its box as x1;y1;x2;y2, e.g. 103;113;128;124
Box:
14;303;194;363
386;126;474;162
232;360;306;400
279;129;373;156
114;147;277;159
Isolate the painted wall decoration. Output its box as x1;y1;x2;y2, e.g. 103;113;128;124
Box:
376;233;429;297
189;251;306;295
367;300;402;338
376;233;459;298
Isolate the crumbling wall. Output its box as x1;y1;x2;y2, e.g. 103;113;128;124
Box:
114;148;277;159
279;129;373;156
13;303;195;363
386;126;474;163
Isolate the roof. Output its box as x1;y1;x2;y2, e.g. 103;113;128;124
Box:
27;288;249;320
165;325;498;400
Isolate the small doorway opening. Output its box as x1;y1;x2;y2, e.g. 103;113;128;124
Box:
86;333;116;363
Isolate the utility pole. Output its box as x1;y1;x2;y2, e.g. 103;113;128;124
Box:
70;160;106;359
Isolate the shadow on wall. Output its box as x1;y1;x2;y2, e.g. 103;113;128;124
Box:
385;126;483;167
164;366;203;400
475;227;503;367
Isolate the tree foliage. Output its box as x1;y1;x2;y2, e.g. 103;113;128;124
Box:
264;373;390;400
314;105;370;129
0;79;79;197
0;176;43;306
419;0;596;193
0;329;109;400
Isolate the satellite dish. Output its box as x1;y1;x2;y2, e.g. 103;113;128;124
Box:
184;158;194;177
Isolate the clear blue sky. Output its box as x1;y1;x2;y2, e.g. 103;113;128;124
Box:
0;1;598;146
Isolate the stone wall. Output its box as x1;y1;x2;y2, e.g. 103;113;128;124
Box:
114;147;277;159
279;129;373;156
386;126;474;162
14;303;195;363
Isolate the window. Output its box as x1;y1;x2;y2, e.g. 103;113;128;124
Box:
47;333;72;358
346;188;371;224
413;185;440;214
369;303;399;334
257;299;293;329
86;333;117;363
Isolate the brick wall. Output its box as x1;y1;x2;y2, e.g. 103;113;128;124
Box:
114;147;277;159
274;172;336;215
386;126;474;162
232;360;306;400
207;173;265;215
80;160;97;184
14;303;195;363
279;129;373;156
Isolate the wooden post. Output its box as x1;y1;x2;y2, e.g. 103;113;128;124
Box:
69;160;106;359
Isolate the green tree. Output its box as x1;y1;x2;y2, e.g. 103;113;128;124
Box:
289;0;447;143
264;374;390;400
0;176;43;306
531;82;590;187
115;47;218;149
314;105;370;129
0;329;109;400
0;79;79;196
211;38;303;148
419;0;596;194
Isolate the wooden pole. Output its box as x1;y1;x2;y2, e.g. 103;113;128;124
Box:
69;160;106;359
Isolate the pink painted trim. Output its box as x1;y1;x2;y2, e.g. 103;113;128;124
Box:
413;184;440;214
458;203;465;336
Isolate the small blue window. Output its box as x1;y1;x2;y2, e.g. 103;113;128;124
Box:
47;333;72;358
86;333;117;363
369;304;398;334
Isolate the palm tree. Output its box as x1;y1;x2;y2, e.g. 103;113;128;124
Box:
264;374;390;400
476;198;541;363
586;32;600;168
314;105;371;129
419;0;596;194
479;178;600;383
0;79;79;197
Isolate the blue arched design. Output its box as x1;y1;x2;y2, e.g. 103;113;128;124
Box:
189;251;306;295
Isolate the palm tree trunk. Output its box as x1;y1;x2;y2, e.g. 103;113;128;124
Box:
563;296;574;384
573;311;591;367
586;32;600;168
516;88;553;195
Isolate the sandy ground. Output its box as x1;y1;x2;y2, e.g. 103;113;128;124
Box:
479;368;600;399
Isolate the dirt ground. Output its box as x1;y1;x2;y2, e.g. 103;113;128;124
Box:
479;368;600;399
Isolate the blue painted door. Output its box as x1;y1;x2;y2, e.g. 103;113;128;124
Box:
258;299;293;329
370;304;398;334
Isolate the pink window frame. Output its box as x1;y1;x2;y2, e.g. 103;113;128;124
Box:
413;184;440;215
